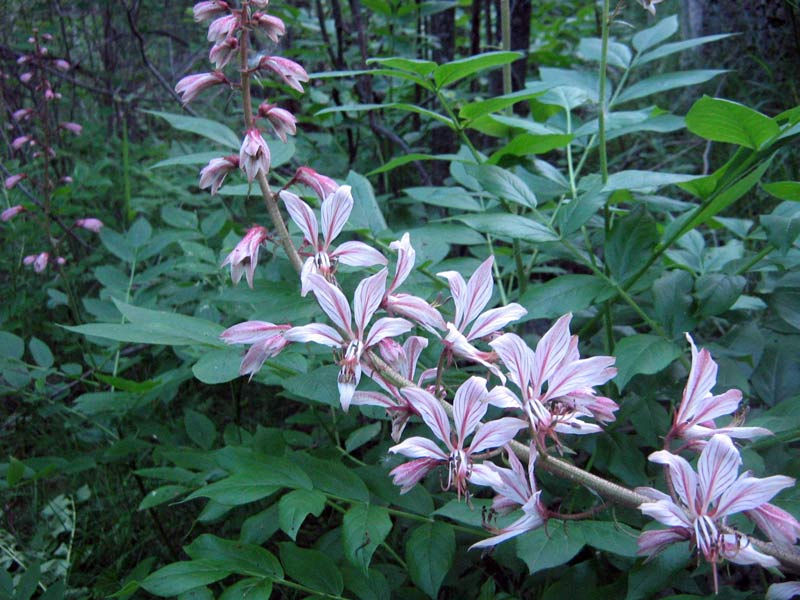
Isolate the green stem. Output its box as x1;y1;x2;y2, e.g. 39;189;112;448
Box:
598;0;610;186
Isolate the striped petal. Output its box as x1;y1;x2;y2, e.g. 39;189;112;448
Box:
321;185;353;247
281;190;319;247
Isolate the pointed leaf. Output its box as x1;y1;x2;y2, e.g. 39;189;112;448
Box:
405;522;455;598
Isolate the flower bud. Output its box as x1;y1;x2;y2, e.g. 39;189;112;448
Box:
1;205;25;222
257;102;297;142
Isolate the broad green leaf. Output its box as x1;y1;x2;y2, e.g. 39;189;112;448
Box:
343;504;392;571
186;474;280;506
213;448;312;489
219;578;273;600
316;102;455;127
615;70;726;104
366;57;437;76
141;560;232;597
405;522;454;598
279;543;343;596
278;489;326;540
0;331;24;360
458;84;551;122
292;453;370;502
603;170;698;192
241;504;281;545
345;422;381;453
632;15;678;53
138;485;188;510
626;543;689;600
516;521;585;574
6;457;24;487
578;37;632;69
636;33;734;66
73;391;141;415
192;348;242;384
539;67;602;104
519;275;612;320
366;153;456;177
184;409;217;450
465;164;537;207
614;334;682;391
686;97;779;149
488;133;574;162
457;214;559;242
99;228;135;263
16;562;40;600
762;202;800;252
113;299;225;347
28;337;54;369
128;217;152;247
763;181;800;201
65;323;191;346
434;51;521;89
145;110;240;149
185;534;283;578
694;273;746;317
283;365;341;407
151;151;221;169
347;171;387;234
341;565;390;600
576;521;639;557
404;186;482;212
605;207;658;285
162;206;199;230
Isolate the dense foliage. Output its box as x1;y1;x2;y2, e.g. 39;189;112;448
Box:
2;1;800;599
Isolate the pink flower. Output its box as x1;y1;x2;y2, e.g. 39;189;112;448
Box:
257;102;297;143
470;446;546;549
382;233;445;332
745;502;800;547
175;71;228;105
5;174;27;190
637;434;794;591
437;256;526;377
12;135;32;150
292;167;338;201
33;252;49;273
252;13;286;43
12;108;33;121
280;185;386;296
23;255;36;266
207;14;238;43
193;0;229;22
199;155;238;195
209;36;239;69
488;314;618;445
54;59;70;71
239;129;270;182
768;582;800;600
20;72;33;83
220;321;291;378
75;218;104;233
221;225;268;288
285;270;412;410
353;335;432;440
59;122;82;135
668;334;771;445
55;256;66;266
1;205;25;222
389;376;526;497
257;56;310;93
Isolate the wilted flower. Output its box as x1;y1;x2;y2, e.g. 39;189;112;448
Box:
239;128;270;182
1;205;25;222
257;102;297;143
220;321;292;378
207;14;238;43
175;71;228;105
438;256;526;377
221;225;268;288
209;36;239;69
488;314;618;445
292;167;338;201
285;270;412;410
193;0;229;22
75;218;104;233
5;174;27;190
667;334;771;445
257;56;310;93
470;445;546;549
389;376;525;497
252;13;285;43
281;185;386;296
199;155;238;195
637;434;795;592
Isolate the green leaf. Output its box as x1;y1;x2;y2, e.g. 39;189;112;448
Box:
184;409;217;450
151;151;222;169
404;186;482;212
576;520;639;557
278;543;344;596
519;275;612;320
366;153;454;177
185;534;283;578
138;485;188;510
145;110;240;149
488;133;574;161
763;181;800;201
292;453;370;502
686;97;779;149
65;323;190;346
162;206;199;230
141;560;232;597
0;331;24;360
603;170;699;192
616;70;726;104
578;37;632;69
605;207;658;285
405;522;454;599
367;57;437;76
219;578;273;600
16;562;40;600
614;334;682;391
128;217;152;247
345;423;381;453
278;489;326;540
632;15;678;53
516;521;585;574
7;457;25;487
434;51;521;89
343;504;392;571
458;214;558;242
341;565;390;600
346;171;387;234
99;228;135;263
694;273;746;317
763;202;800;252
458;85;551;122
193;348;242;384
467;164;537;207
28;337;54;368
636;33;734;66
626;543;689;600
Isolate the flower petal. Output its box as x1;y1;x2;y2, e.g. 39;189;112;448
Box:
532;313;573;386
385;293;446;332
389;436;447;460
401;387;451;447
462;256;495;327
716;474;795;517
468;303;527;341
648;450;698;510
640;499;691;528
389;457;440;493
333;241;388;267
354;269;388;337
220;321;288;345
746;503;800;547
284;323;344;347
697;433;742;510
469;418;527;454
365;317;413;348
490;333;534;390
306;273;353;335
388;233;415;293
720;533;779;567
453;376;489;443
469;499;544;550
321;185;353;247
675;334;718;424
281;190;319;247
767;582;800;600
636;528;690;556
